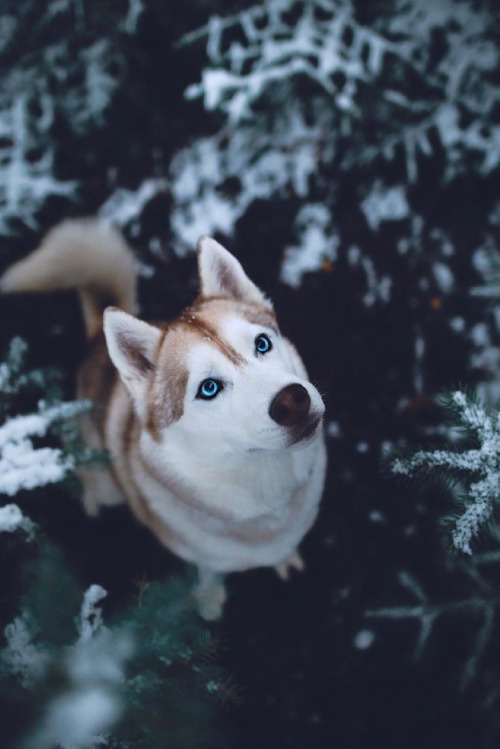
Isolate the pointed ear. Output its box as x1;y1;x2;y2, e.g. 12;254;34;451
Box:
103;308;161;416
197;236;272;308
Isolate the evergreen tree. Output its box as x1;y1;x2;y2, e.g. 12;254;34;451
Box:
0;339;235;749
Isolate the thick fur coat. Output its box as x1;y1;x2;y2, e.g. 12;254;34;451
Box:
0;220;327;618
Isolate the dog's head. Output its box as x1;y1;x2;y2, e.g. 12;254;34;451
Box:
104;237;325;459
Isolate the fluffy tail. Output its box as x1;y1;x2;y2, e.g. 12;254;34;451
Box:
0;219;137;339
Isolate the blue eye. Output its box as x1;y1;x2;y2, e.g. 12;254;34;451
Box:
255;334;272;355
197;378;222;400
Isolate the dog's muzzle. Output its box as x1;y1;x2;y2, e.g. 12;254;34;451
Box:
269;384;321;445
269;384;311;426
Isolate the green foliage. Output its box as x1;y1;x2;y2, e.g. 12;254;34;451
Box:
0;538;234;749
0;337;234;748
112;575;238;749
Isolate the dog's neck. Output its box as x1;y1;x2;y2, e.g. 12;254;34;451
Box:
133;427;317;523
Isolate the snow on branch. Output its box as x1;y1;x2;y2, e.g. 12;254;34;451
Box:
0;337;28;399
366;567;499;691
0;96;76;233
391;391;500;555
472;241;500;302
0;582;130;748
99;178;168;228
181;0;399;123
169;0;499;278
170;110;327;250
1;614;49;689
78;585;108;643
0;503;36;537
0;336;99;499
0;400;92;497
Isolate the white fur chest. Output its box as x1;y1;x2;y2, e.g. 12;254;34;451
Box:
131;431;327;573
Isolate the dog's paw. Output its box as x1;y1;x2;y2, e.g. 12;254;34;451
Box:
275;550;305;581
195;582;227;621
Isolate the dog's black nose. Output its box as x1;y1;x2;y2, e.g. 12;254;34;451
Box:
269;384;311;426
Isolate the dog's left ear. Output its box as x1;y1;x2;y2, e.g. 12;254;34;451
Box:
197;236;272;308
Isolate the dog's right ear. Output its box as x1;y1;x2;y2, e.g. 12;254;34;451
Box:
103;308;161;417
197;236;272;309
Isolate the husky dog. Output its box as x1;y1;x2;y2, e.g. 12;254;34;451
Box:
0;220;326;619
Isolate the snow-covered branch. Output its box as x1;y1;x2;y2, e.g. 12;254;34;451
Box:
391;391;500;554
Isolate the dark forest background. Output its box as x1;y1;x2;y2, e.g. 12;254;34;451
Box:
0;1;499;748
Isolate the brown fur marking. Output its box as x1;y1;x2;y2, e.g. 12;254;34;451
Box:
77;332;117;436
142;297;279;438
178;310;245;367
191;295;279;333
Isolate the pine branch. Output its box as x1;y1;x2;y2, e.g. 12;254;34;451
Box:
390;391;500;554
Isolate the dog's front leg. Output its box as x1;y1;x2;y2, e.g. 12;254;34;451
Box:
194;566;227;621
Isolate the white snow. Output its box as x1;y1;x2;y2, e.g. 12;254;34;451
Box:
391;391;500;555
173;0;403;250
0;401;89;497
353;630;375;650
0;337;27;394
327;421;341;438
99;178;167;228
0;503;36;537
170;106;325;253
29;687;121;749
433;262;454;294
1;614;48;688
83;42;118;123
0;96;76;234
16;585;133;749
369;510;386;524
361;183;409;231
281;205;338;288
123;0;145;34
449;317;465;332
182;0;396;124
78;585;108;642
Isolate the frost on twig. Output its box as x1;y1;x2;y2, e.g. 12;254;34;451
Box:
0;3;130;235
0;96;76;234
0;337;101;499
181;0;397;122
366;567;499;691
171;0;399;251
168;0;499;308
1;584;129;749
472;241;500;302
1;558;236;748
0;613;49;688
99;178;168;229
391;391;500;555
0;400;92;497
78;585;108;643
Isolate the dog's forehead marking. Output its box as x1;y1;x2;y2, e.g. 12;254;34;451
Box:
191;296;279;332
178;310;245;367
144;296;278;439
